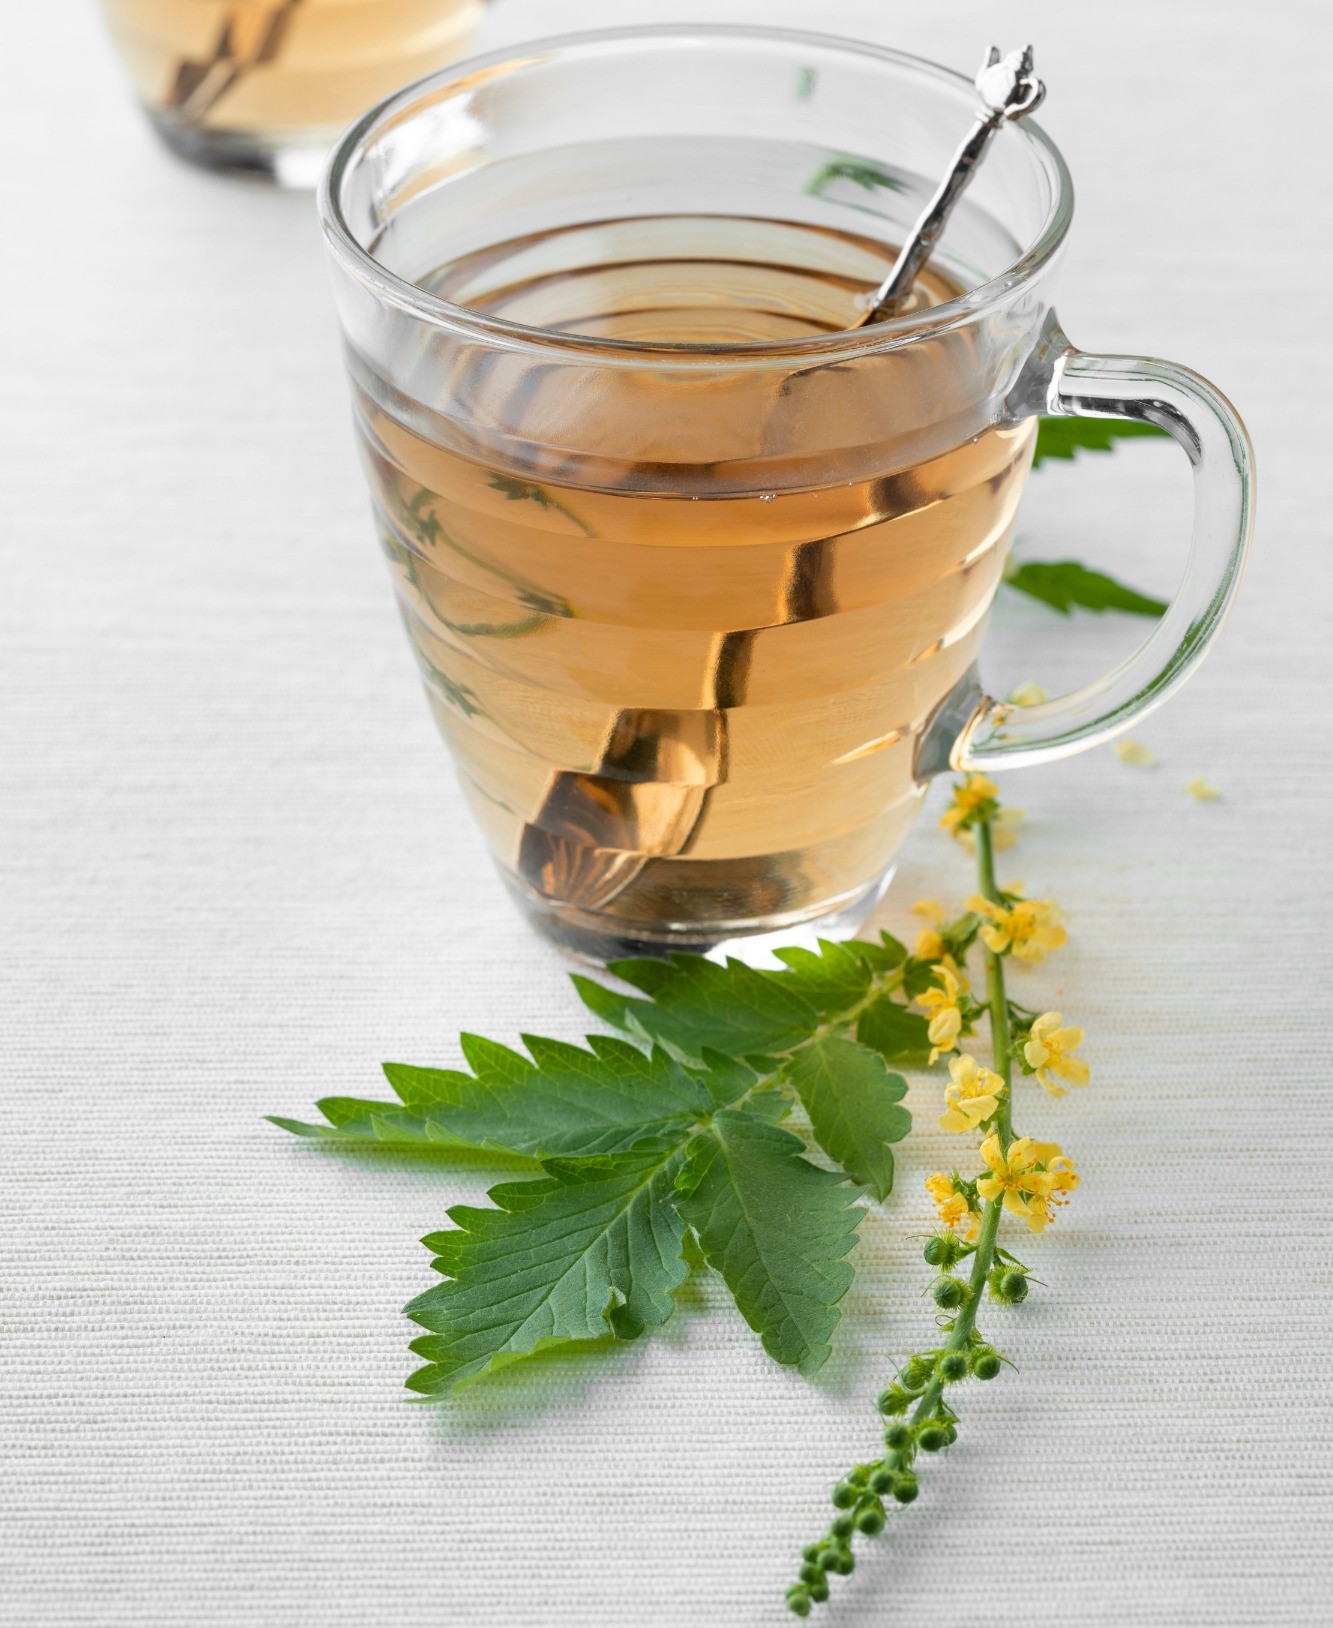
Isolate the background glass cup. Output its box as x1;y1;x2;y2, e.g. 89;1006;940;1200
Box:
97;0;489;185
319;26;1254;960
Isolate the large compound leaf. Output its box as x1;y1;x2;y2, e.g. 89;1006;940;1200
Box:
405;1146;692;1395
675;1110;862;1374
786;1038;910;1202
268;1033;711;1159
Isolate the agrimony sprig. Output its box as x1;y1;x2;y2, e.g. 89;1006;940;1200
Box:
785;778;1083;1615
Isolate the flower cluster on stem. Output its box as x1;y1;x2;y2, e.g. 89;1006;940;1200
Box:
786;776;1085;1616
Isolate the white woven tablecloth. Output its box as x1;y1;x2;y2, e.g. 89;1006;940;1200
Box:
5;2;1331;1623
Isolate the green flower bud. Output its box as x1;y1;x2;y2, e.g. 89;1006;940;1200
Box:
831;1480;857;1510
877;1385;910;1416
892;1475;919;1504
937;1351;968;1383
882;1422;912;1451
833;1550;855;1576
802;1543;822;1564
971;1348;1003;1380
830;1514;854;1541
786;1586;812;1618
855;1504;886;1536
868;1467;894;1495
933;1277;967;1310
988;1267;1028;1304
941;1423;958;1446
818;1546;839;1572
900;1357;933;1390
808;1577;830;1604
799;1561;824;1587
847;1464;870;1487
917;1424;948;1453
922;1235;957;1267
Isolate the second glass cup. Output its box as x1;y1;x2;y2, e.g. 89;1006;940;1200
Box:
320;26;1253;958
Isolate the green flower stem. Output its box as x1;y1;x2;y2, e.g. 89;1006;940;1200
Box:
906;812;1013;1425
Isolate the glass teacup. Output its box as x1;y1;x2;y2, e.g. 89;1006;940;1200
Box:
97;0;488;185
319;26;1253;958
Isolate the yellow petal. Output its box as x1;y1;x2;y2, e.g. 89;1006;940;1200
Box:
1007;682;1048;707
1114;739;1156;766
1187;777;1221;801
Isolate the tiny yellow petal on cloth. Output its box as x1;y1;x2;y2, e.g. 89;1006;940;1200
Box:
938;1052;1003;1133
913;899;947;923
1114;739;1155;766
1187;777;1221;801
1023;1011;1090;1097
1007;682;1048;707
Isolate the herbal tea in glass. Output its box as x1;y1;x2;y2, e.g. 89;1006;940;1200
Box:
98;0;487;184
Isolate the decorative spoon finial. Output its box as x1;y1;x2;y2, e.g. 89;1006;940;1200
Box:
853;45;1047;327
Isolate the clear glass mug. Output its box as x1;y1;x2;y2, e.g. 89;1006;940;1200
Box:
96;0;489;185
319;26;1254;959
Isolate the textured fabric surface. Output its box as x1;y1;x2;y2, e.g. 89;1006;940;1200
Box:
4;2;1331;1624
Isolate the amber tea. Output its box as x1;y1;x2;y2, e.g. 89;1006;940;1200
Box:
351;216;1035;948
99;0;486;179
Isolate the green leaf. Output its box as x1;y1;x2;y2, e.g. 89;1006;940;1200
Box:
575;955;821;1059
805;157;908;198
1032;415;1168;467
855;997;936;1070
405;1145;692;1395
574;936;906;1062
271;1034;711;1160
675;1110;862;1374
1004;559;1167;619
785;1038;910;1201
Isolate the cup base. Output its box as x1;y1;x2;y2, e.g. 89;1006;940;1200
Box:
147;108;331;188
500;867;897;968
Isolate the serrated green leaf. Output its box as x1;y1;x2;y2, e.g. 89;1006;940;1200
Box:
785;1038;910;1201
675;1110;862;1374
1032;415;1168;467
770;940;872;1015
1005;559;1167;618
581;954;821;1059
576;938;907;1063
855;997;936;1070
406;1145;692;1395
272;1035;711;1160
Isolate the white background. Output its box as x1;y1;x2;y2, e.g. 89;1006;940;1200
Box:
4;1;1332;1623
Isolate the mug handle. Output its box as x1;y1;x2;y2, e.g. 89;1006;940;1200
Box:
923;338;1255;774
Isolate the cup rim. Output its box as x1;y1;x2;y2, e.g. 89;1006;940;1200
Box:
319;22;1074;365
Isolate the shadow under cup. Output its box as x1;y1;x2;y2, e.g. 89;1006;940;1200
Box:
320;27;1071;959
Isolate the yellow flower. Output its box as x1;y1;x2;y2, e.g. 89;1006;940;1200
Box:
1024;1142;1080;1229
1023;1012;1089;1098
913;899;947;924
939;773;999;835
917;964;965;1062
939;1052;1003;1133
977;1136;1078;1233
968;893;1067;963
1114;739;1155;766
925;1172;982;1241
1007;682;1048;707
954;806;1024;852
1186;777;1221;801
915;927;945;959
